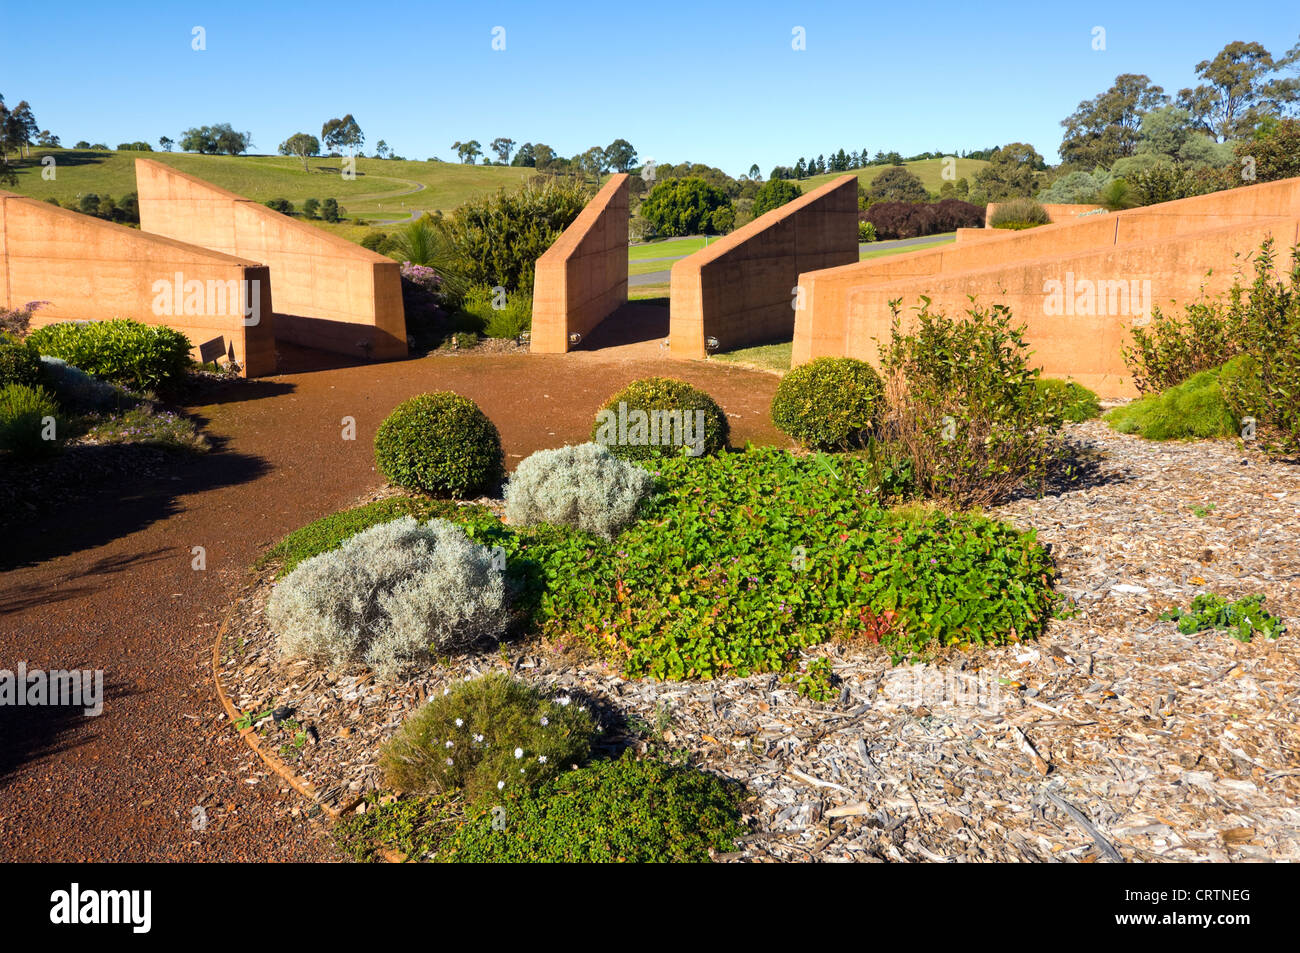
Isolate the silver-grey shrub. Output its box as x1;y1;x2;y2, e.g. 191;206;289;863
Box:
267;517;509;679
39;356;124;410
504;442;655;540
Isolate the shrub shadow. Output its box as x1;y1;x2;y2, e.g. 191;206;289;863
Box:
0;679;136;784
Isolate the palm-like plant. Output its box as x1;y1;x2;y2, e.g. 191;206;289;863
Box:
387;216;469;301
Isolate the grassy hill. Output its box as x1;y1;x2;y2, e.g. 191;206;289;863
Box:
799;157;989;195
2;149;533;224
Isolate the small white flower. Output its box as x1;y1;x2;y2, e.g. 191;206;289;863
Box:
557;696;571;706
537;755;548;764
474;733;484;743
497;780;505;790
445;757;454;766
514;747;523;759
540;716;549;726
445;740;454;748
454;718;464;727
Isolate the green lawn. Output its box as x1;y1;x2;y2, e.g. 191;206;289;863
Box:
800;157;990;195
627;235;718;261
3;149;532;223
860;233;956;258
710;340;792;373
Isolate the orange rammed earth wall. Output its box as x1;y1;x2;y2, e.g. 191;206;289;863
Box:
530;174;629;353
1;190;276;376
984;202;1104;227
669;174;859;358
134;158;406;361
794;177;1300;397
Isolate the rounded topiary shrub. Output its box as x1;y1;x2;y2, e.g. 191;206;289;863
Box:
268;516;509;678
0;332;41;389
591;377;728;461
770;357;884;449
438;754;743;863
380;673;597;804
374;392;504;497
0;383;61;457
504;443;655;540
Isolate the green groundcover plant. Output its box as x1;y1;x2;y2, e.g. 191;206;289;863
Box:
1105;361;1241;440
264;446;1057;693
1035;378;1101;422
1160;593;1285;642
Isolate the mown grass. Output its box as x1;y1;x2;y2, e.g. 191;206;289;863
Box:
711;341;792;372
799;157;990;195
4;149;532;222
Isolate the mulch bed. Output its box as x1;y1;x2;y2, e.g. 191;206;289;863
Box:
217;420;1300;861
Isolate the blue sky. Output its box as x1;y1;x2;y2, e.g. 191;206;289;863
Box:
2;1;1296;173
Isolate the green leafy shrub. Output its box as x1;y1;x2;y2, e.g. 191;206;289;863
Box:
268;517;509;678
441;179;591;293
1215;242;1300;454
639;177;733;237
878;300;1067;507
751;178;802;218
1105;364;1239;440
380;673;597;804
438;754;743;863
504;443;655;540
770;357;884;450
1035;378;1101;422
374;392;504;497
591;377;729;461
457;284;532;339
858;220;878;242
27;319;192;390
989;198;1050;229
264;197;294;214
0;383;61;457
0;332;41;388
1123;295;1248;394
1160;593;1285;642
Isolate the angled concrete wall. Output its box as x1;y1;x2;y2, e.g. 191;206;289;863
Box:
1;190;276;376
530;174;629;353
794;178;1300;396
669;174;859;359
135;158;406;360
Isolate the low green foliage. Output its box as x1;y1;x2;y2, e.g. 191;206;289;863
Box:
257;497;493;577
374;392;504;497
0;332;41;388
82;405;209;452
27;319;192;390
1160;593;1285;642
0;382;61;457
585;448;1054;678
591;377;729;461
438;754;743;863
1105;364;1239;440
1035;378;1101;422
333;793;461;863
770;357;884;450
380;673;597;805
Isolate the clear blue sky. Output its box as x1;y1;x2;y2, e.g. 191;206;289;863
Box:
2;1;1295;173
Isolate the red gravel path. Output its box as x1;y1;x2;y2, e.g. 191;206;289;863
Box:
0;349;782;861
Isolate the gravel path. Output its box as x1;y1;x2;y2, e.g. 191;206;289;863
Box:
0;349;782;861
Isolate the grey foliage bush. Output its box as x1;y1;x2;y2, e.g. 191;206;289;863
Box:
504;442;655;540
39;356;125;410
267;517;509;679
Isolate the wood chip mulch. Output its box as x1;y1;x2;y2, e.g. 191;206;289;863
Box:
217;420;1300;862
